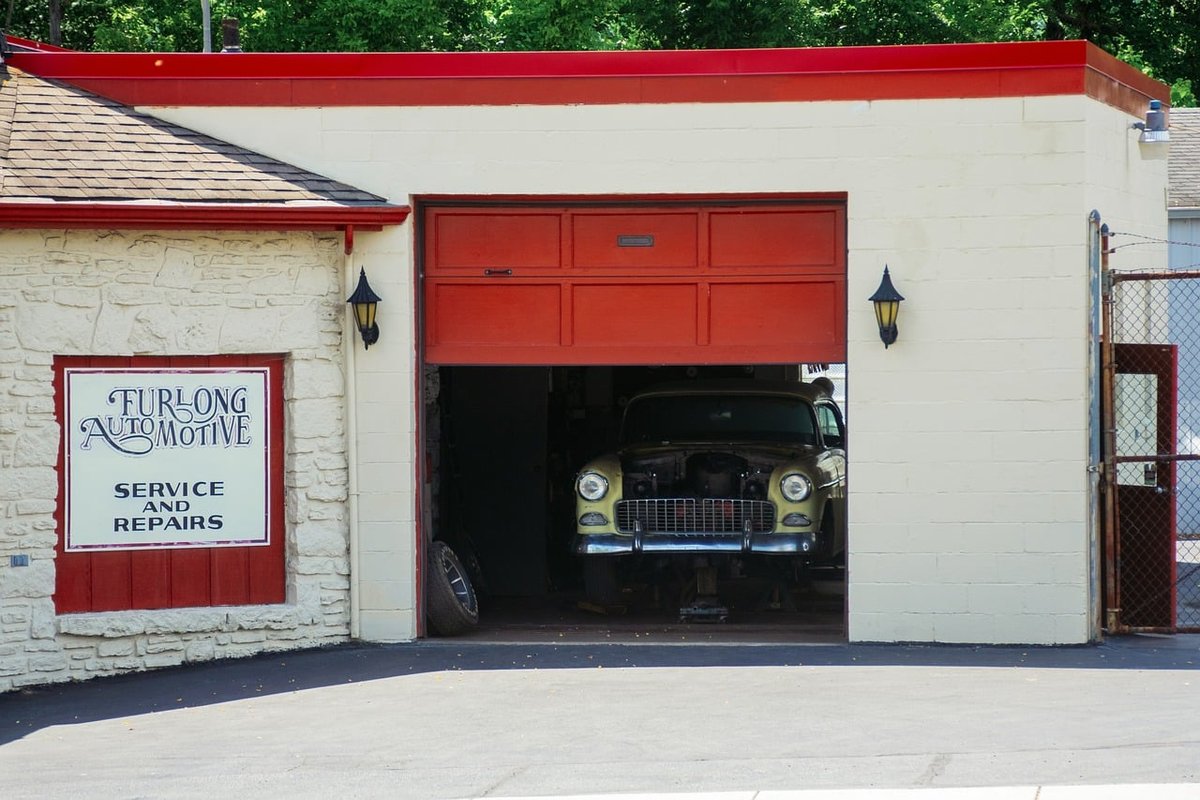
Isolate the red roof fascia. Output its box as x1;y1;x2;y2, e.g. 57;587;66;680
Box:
3;40;1119;79
4;34;71;52
0;202;410;230
7;40;1169;113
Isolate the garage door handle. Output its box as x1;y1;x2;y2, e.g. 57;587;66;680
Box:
483;269;513;276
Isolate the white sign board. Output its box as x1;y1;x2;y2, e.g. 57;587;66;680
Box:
64;368;271;551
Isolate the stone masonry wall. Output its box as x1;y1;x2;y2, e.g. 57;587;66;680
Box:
0;229;352;691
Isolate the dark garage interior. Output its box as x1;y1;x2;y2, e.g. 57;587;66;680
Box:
423;363;847;643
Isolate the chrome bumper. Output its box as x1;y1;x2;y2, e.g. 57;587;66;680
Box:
571;530;818;556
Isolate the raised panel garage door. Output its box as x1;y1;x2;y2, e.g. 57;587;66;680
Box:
423;200;846;365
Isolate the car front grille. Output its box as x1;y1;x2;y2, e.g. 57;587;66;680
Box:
615;498;776;534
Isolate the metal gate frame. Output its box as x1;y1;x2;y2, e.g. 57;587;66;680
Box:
1100;224;1200;633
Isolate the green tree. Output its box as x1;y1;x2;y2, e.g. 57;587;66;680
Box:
488;0;637;50
1026;0;1198;105
624;0;805;49
217;0;492;52
3;0;1195;104
7;0;113;48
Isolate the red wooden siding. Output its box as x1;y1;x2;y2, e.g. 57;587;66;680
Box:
423;201;847;365
53;354;286;613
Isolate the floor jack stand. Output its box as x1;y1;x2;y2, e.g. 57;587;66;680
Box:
680;564;729;623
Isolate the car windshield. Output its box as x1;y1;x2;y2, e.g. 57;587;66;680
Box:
621;393;819;446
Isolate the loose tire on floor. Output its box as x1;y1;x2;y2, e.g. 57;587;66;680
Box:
426;540;479;636
452;536;490;600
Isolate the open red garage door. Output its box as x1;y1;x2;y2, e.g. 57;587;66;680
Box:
422;199;846;365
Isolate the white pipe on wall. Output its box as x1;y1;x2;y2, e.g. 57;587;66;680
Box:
343;242;362;639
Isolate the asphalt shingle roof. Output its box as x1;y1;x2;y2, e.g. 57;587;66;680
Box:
0;67;387;206
1169;107;1200;210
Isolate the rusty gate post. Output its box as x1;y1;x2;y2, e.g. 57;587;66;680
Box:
1099;223;1123;633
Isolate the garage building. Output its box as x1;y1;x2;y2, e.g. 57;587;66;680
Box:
0;38;1175;689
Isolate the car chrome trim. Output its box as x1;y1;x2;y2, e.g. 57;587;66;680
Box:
615;497;776;534
571;531;817;555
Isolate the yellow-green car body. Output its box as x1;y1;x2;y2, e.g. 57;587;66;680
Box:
571;380;846;560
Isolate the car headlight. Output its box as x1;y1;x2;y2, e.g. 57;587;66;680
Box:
577;472;609;502
780;473;812;502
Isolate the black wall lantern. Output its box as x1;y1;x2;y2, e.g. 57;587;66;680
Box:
347;268;381;349
869;266;904;348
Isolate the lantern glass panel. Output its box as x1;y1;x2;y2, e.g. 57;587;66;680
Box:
354;302;376;330
877;299;899;329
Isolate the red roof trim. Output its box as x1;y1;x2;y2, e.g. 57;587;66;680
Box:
4;34;72;52
1;40;1121;78
8;40;1168;113
0;202;410;230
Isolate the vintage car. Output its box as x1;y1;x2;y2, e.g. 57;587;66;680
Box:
571;379;846;606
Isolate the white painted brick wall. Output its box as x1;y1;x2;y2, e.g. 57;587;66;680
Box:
0;229;352;691
146;91;1168;646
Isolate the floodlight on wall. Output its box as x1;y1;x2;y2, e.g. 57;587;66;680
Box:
347;268;381;349
1133;99;1169;144
868;266;904;348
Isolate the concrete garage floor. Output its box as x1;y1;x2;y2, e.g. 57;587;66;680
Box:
460;572;846;645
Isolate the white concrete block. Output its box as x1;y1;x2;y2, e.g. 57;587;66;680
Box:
356;400;413;434
967;583;1033;615
849;610;937;643
356;434;413;467
850;581;970;615
850;523;963;554
357;609;416;642
1051;613;1090;644
932;612;998;643
1020;523;1089;553
359;578;415;611
936;553;1000;583
846;553;940;584
356;521;417;559
1019;582;1088;615
356;492;415;524
356;550;414;584
995;553;1086;585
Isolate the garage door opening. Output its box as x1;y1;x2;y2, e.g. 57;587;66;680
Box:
422;364;847;642
417;197;848;641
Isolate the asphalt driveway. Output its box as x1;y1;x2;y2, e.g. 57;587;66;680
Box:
1;636;1197;799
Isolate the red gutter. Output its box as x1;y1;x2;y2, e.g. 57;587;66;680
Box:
7;40;1168;113
0;202;411;230
4;34;71;52
3;40;1123;78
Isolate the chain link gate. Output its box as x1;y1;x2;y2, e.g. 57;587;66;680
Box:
1102;228;1200;633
